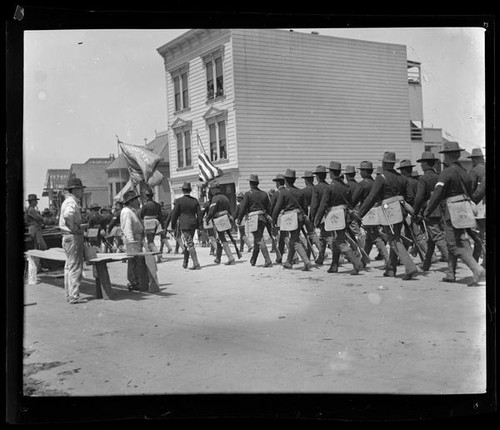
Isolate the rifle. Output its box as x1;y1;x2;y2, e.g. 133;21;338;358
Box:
401;211;426;262
226;229;242;259
301;225;318;261
346;224;371;266
265;221;282;261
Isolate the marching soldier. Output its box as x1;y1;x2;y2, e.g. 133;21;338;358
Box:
25;194;48;251
206;181;237;265
301;170;322;259
272;169;313;271
413;151;449;272
202;199;218;256
424;141;485;286
107;200;124;252
397;159;417;205
236;174;273;267
270;173;288;264
351;161;389;266
140;187;164;263
234;192;253;253
309;165;331;265
468;148;486;265
357;152;418;280
315;161;363;275
344;165;365;263
170;182;202;270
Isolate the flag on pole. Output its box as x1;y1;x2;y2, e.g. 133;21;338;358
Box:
119;142;163;185
197;133;222;183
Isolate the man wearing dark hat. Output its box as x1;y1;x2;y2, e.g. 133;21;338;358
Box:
357;152;418;280
300;170;322;259
272;169;312;271
140;187;164;263
309;165;330;265
397;160;417;205
170;182;202;270
315;161;363;275
468;148;486;264
206;181;236;265
413;151;449;272
107;200;124;252
344;165;364;259
425;142;485;286
25;194;48;251
87;203;103;248
270;174;288;262
99;206;114;252
58;177;88;304
351;161;389;266
236;174;273;267
233;191;253;253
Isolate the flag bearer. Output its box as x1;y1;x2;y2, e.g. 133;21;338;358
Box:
424;142;485;286
170;182;202;270
357;152;418;280
236;174;273;268
315;161;363;275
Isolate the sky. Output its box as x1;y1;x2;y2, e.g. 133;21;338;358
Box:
23;27;486;208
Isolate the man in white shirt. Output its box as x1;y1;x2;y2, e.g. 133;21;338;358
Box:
59;177;87;304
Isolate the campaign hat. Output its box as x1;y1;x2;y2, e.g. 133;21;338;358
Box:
26;194;40;201
272;173;285;182
313;165;327;174
122;190;140;204
359;161;373;170
89;203;101;211
329;161;342;171
248;174;260;183
416;152;439;163
284;169;296;178
467;148;484;158
344;165;357;174
439;141;464;153
65;177;86;190
181;182;192;191
381;152;397;163
301;170;314;178
397;159;415;170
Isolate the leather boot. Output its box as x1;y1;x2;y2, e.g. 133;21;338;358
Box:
461;251;486;286
239;239;244;253
222;242;235;265
214;243;222;264
340;243;363;275
250;242;260;266
182;249;189;268
260;240;273;267
189;247;201;270
442;254;457;283
295;243;312;271
328;248;340;273
315;238;326;265
394;241;418;280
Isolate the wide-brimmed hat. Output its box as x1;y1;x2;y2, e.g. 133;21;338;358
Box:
329;161;341;171
467;148;484;158
26;194;40;201
301;170;314;178
248;174;260;183
272;173;285;182
416;151;439;163
344;165;356;174
359;161;373;170
439;141;464;153
181;182;192;191
381;152;397;163
65;177;86;190
284;169;296;178
313;165;327;174
397;159;415;170
122;190;140;204
89;203;101;211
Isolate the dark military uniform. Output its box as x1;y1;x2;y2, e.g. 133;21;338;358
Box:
170;185;202;269
315;174;363;274
270;177;288;263
301;172;322;258
425;154;485;285
469;159;486;263
272;170;312;270
140;197;164;262
237;179;273;267
413;157;449;271
234;194;253;253
309;166;331;265
358;159;418;279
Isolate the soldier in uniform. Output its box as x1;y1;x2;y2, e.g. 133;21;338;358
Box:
99;206;114;252
343;165;365;262
140;188;164;263
424;142;485;286
413;151;449;272
25;194;48;251
315;161;363;275
270;173;288;263
468;148;486;265
202;199;218;256
351;161;389;266
170;182;202;270
272;169;313;271
357;152;418;280
107;200;124;252
87;203;102;248
206;181;236;265
301;170;322;259
309;165;331;266
236;174;273;267
233;192;253;253
397;159;417;205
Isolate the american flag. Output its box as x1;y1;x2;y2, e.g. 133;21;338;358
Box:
197;134;223;183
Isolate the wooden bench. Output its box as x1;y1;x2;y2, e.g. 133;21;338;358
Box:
24;249;160;300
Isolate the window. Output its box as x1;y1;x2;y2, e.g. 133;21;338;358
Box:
176;129;192;168
204;49;224;100
171;66;189;112
208;120;227;162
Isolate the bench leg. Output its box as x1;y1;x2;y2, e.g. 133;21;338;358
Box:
144;254;159;293
94;261;113;300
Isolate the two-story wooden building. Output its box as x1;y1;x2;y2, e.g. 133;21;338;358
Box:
157;29;424;209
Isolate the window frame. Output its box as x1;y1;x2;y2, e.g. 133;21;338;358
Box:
203;47;225;101
170;64;190;113
205;112;228;162
172;119;193;170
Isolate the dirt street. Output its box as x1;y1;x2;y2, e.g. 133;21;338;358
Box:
23;243;486;399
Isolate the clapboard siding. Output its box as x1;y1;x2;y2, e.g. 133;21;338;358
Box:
231;29;412;193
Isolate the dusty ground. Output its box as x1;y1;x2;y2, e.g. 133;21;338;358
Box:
22;240;487;399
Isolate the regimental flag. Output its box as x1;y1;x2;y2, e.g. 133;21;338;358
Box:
197;133;223;183
119;142;163;185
